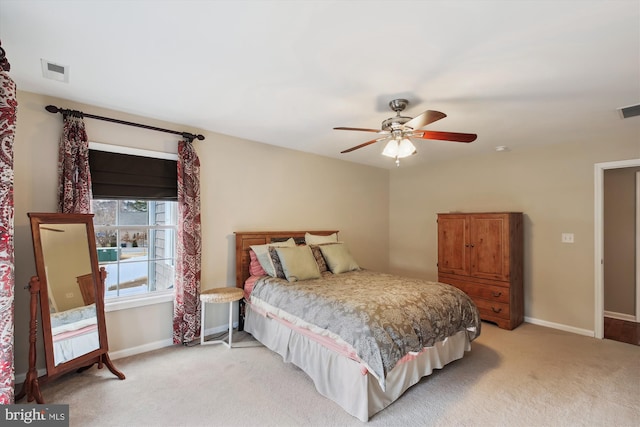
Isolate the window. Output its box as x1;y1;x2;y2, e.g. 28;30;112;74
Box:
88;142;179;304
92;199;177;300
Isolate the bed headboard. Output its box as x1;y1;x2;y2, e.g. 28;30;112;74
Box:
234;230;339;288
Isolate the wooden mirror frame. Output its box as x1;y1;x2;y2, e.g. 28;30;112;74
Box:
19;213;124;402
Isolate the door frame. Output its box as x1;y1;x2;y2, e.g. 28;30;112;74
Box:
636;171;640;322
594;158;640;338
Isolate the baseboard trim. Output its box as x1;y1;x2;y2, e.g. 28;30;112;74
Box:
15;368;47;385
524;316;594;337
109;338;174;360
202;322;239;339
603;311;636;322
110;322;240;360
14;322;242;385
14;318;595;386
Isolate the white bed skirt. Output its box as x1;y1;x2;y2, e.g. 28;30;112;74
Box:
245;303;471;422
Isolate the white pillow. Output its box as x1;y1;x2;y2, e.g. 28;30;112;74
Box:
319;243;360;274
276;246;321;282
305;232;338;245
250;238;296;277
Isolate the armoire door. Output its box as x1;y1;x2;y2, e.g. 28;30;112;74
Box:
437;214;469;276
469;214;510;281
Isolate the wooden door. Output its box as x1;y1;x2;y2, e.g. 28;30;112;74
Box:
438;214;469;275
469;214;510;281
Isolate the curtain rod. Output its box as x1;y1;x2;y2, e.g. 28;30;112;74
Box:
45;105;205;142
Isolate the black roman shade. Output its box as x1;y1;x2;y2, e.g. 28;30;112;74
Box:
89;149;177;200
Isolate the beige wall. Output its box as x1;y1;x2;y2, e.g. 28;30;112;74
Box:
12;88;639;377
13;90;389;374
389;137;639;332
604;167;639;316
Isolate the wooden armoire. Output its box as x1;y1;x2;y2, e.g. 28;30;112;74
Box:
437;212;524;330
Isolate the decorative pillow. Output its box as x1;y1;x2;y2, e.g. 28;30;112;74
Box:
275;245;321;282
319;243;360;274
309;244;329;273
248;249;267;276
305;232;338;245
250;238;296;277
268;246;287;279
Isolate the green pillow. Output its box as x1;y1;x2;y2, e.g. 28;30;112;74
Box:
275;246;321;282
250;238;295;277
319;243;359;274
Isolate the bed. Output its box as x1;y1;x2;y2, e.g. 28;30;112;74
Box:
235;230;481;422
50;303;99;366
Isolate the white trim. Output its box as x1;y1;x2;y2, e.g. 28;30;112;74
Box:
524;317;594;337
594;159;640;339
636;171;640;322
105;290;173;312
203;322;240;339
89;141;178;160
108;338;175;360
603;310;637;322
15;368;47;386
14;322;238;382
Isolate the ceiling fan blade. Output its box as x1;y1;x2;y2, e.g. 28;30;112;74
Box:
414;130;477;143
404;110;446;130
334;126;383;133
341;136;389;153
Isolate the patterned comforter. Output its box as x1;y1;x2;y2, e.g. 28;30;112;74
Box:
249;269;481;388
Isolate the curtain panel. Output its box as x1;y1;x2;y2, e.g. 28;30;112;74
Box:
0;68;17;403
57;114;92;214
173;140;202;344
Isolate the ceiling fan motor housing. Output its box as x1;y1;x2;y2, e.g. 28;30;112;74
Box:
382;115;412;131
383;99;412;131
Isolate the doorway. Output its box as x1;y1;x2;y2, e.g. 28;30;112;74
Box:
594;159;640;342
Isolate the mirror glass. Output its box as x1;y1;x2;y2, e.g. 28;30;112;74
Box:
39;223;100;366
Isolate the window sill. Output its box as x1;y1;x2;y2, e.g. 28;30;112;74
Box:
105;290;174;312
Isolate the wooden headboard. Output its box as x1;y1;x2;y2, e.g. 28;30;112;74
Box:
234;230;339;288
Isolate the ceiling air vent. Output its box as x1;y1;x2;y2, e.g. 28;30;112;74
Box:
618;104;640;119
40;59;69;83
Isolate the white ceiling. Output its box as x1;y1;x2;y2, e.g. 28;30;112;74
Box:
1;0;639;169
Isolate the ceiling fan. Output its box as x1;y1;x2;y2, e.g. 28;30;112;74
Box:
334;99;477;166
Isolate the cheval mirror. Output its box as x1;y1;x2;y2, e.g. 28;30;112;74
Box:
18;212;124;403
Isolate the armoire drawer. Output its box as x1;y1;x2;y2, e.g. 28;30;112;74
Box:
442;278;510;304
473;299;510;320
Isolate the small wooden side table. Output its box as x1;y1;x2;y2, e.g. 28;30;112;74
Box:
200;287;244;348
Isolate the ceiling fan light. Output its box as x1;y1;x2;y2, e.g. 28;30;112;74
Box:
397;138;417;158
381;139;399;158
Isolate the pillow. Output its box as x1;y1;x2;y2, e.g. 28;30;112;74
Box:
248;249;267;276
309;244;329;273
305;232;338;245
319;243;360;274
268;246;287;279
250;238;296;277
275;245;321;282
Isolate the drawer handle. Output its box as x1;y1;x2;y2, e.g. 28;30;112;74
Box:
491;291;502;298
491;307;502;313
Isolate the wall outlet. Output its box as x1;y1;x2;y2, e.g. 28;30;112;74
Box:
65;292;74;298
561;233;574;243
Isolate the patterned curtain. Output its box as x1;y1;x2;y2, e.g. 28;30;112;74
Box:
0;58;17;403
173;139;201;344
57;112;92;214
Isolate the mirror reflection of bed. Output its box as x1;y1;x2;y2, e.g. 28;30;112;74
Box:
40;224;100;366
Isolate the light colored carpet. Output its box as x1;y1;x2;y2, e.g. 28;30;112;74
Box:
34;322;639;426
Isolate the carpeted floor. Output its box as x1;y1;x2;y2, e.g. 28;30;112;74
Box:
31;322;640;426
